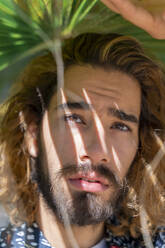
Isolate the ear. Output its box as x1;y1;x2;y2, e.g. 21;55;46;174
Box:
24;121;39;158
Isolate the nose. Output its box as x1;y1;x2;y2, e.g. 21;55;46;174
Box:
79;142;110;166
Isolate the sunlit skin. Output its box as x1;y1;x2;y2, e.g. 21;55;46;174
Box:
101;0;165;39
27;65;141;248
83;88;108;155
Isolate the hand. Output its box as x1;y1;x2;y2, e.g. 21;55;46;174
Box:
101;0;165;39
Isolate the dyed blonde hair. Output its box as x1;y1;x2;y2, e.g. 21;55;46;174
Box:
0;33;165;236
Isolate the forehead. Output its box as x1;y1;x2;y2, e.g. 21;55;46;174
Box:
50;65;141;116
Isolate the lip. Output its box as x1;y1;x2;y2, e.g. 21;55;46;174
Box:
67;172;109;193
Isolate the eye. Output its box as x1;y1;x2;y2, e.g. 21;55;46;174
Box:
64;114;86;125
110;122;132;132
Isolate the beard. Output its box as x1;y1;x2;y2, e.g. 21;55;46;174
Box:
34;144;127;226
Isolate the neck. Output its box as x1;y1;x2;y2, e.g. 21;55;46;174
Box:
36;196;105;248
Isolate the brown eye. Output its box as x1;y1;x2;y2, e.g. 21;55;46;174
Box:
111;122;131;132
64;114;86;125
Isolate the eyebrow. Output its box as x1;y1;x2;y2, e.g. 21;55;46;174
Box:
55;101;91;110
108;107;139;124
56;102;139;124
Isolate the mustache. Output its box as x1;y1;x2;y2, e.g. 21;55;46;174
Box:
56;163;124;188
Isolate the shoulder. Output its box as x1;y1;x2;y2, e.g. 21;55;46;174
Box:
153;227;165;247
105;226;165;248
0;223;40;247
0;224;15;247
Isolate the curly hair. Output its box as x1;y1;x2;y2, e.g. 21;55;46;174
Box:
0;33;165;237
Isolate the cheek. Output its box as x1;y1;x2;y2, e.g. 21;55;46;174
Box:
110;133;138;178
53;123;81;163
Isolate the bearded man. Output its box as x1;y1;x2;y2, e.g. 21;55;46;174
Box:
0;33;164;248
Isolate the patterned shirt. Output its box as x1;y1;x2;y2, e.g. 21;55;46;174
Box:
0;222;164;248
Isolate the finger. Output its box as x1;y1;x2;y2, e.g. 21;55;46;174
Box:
100;0;120;13
101;0;165;39
150;14;165;39
162;9;165;20
111;0;165;38
104;0;156;35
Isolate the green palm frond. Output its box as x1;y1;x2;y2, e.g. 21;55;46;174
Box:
0;0;165;100
0;0;41;70
0;0;102;72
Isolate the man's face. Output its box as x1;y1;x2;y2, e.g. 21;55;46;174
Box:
36;65;141;226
